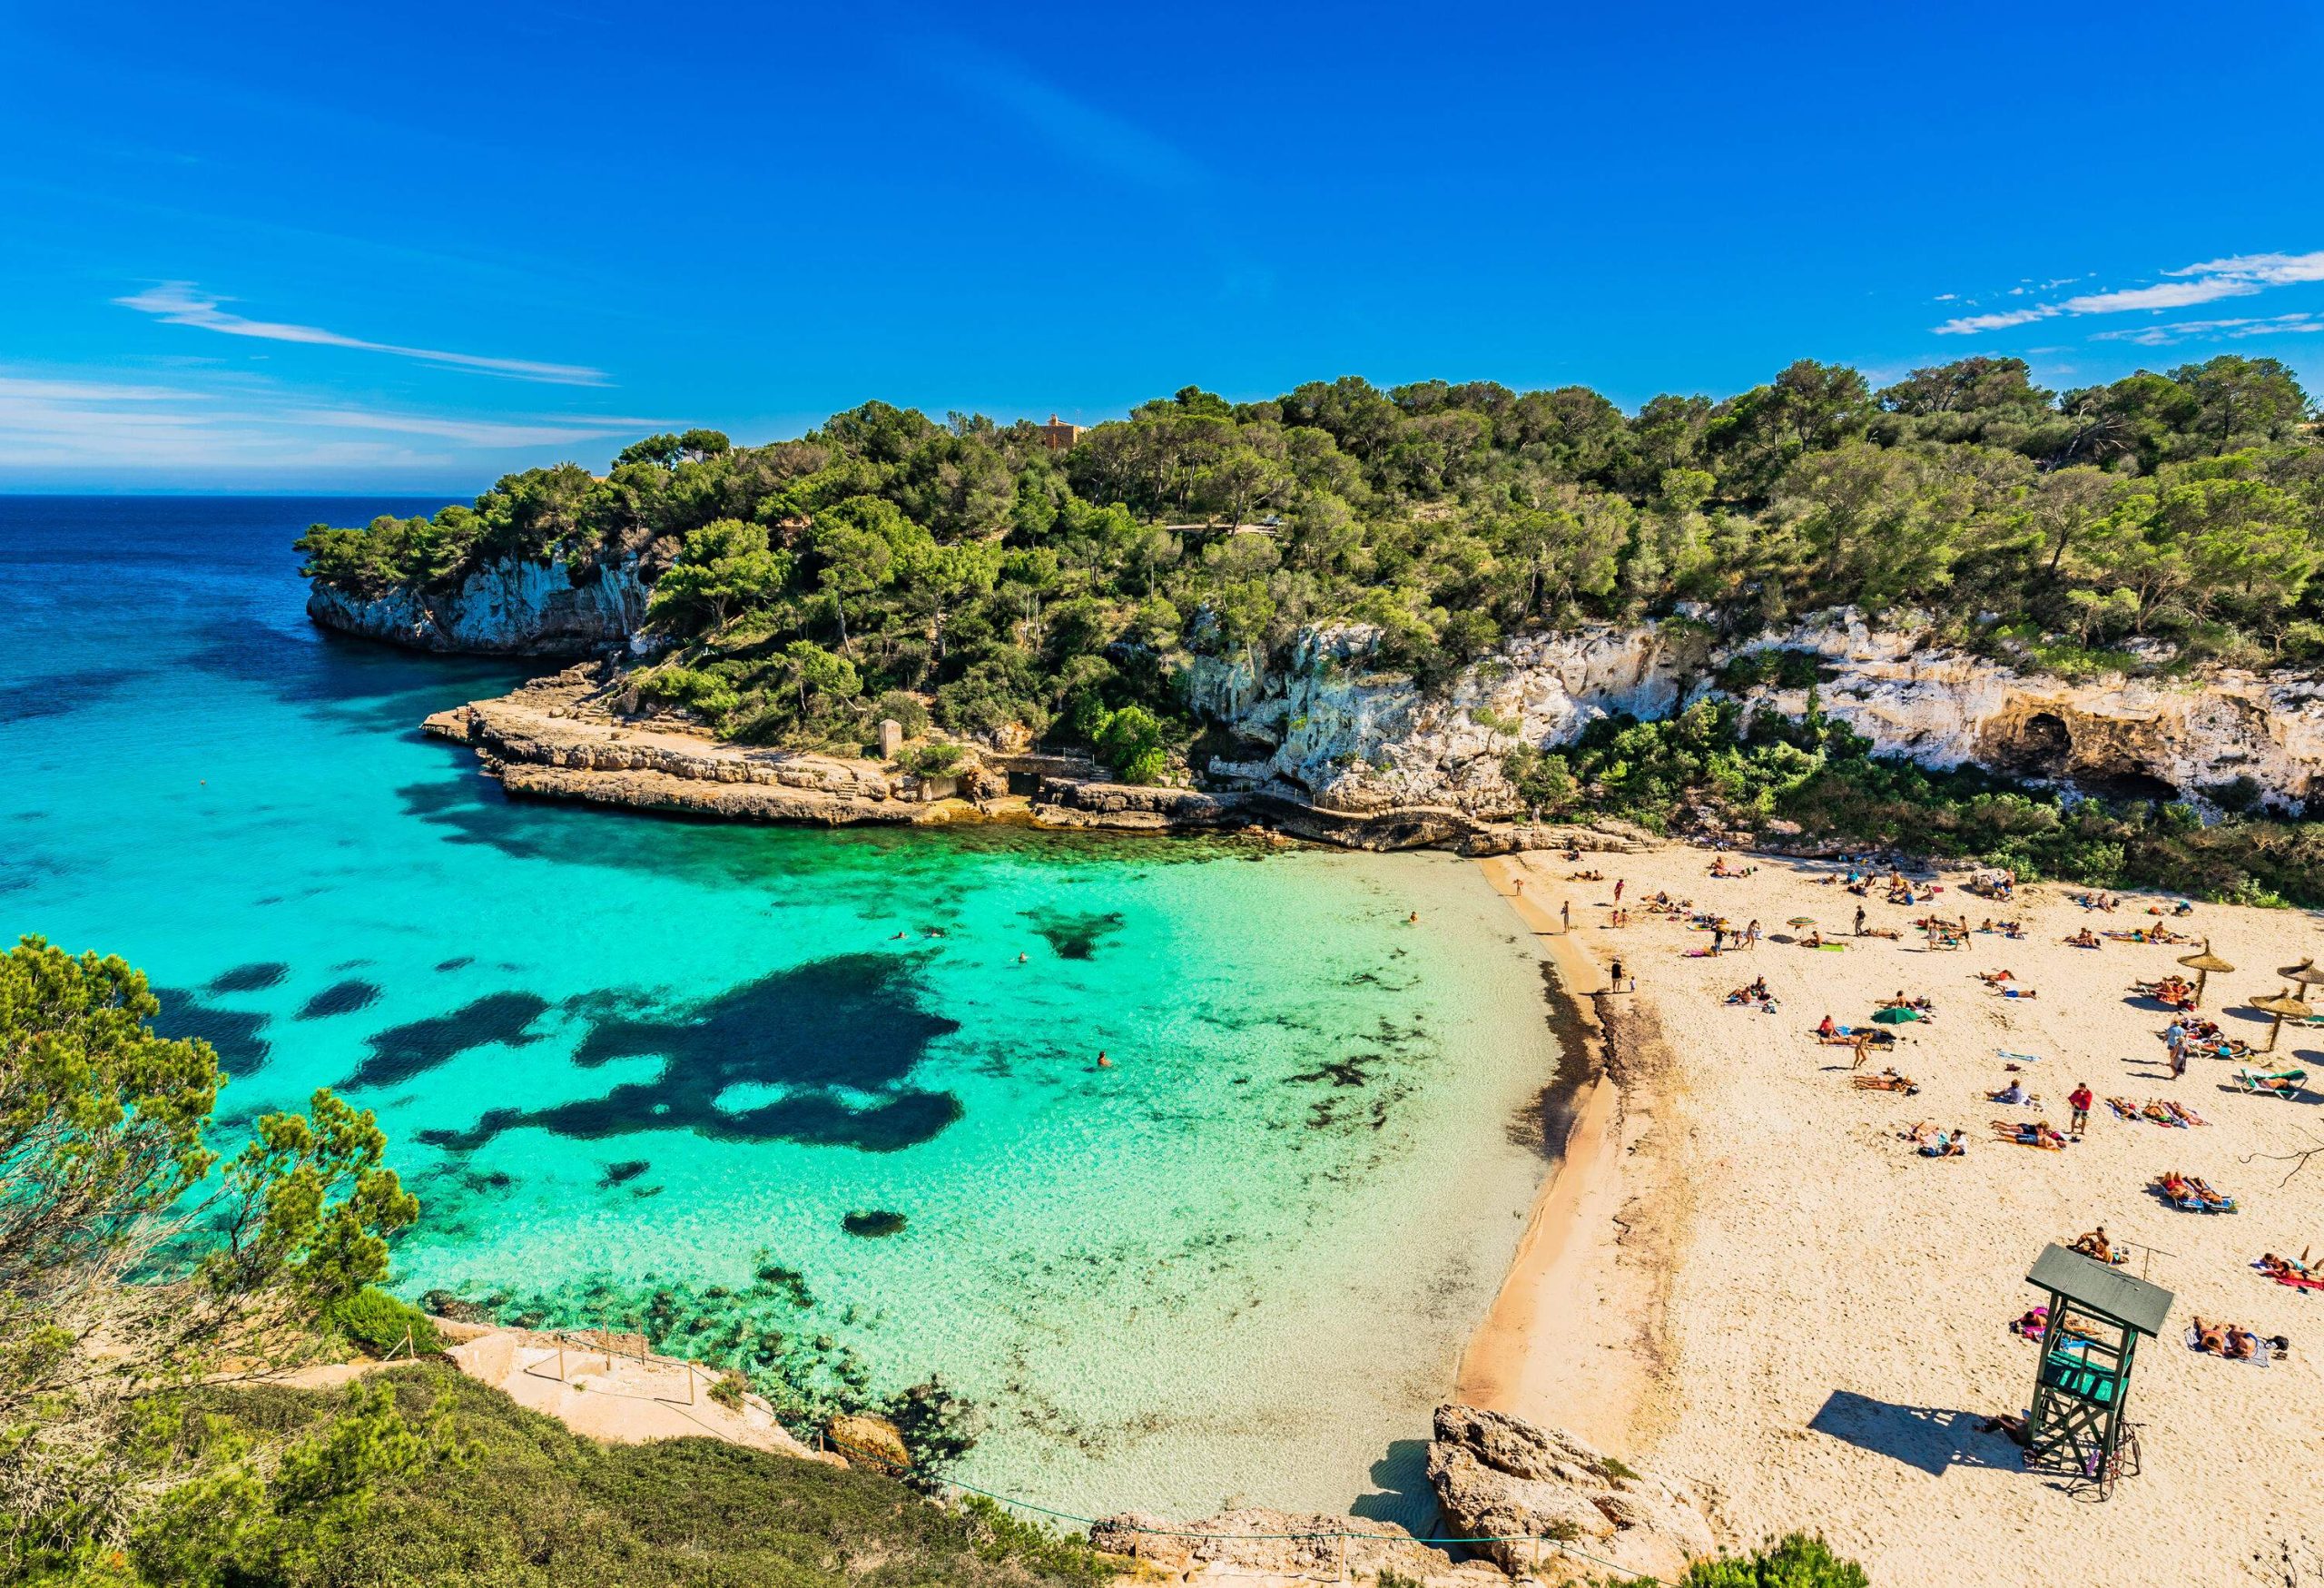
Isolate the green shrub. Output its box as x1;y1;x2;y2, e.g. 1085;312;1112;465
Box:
155;1365;1098;1588
960;1494;1112;1583
1677;1533;1867;1587
1091;705;1168;784
708;1371;747;1410
634;665;742;724
328;1287;442;1358
904;743;964;776
874;690;931;736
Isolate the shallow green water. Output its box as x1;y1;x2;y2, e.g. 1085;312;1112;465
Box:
1;497;1558;1522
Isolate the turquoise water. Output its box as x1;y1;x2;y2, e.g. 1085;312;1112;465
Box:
0;497;1559;1522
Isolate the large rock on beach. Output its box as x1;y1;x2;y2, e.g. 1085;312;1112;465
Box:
1425;1405;1713;1582
1088;1508;1499;1587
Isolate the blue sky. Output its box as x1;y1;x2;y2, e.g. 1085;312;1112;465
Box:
5;0;2321;490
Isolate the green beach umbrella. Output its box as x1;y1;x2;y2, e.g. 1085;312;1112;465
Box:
1872;1005;1921;1025
1787;916;1817;928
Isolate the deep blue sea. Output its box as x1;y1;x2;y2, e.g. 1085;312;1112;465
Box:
0;495;1557;1521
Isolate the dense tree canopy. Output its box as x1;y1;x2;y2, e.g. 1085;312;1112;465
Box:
298;356;2323;777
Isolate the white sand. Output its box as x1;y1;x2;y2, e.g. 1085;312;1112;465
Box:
1477;846;2324;1587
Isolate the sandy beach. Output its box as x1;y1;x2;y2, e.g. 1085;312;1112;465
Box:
1463;844;2324;1587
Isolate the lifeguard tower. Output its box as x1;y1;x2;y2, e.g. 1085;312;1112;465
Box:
2022;1243;2174;1495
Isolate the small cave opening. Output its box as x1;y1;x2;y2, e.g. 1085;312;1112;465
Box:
2077;771;2182;805
1997;711;2073;775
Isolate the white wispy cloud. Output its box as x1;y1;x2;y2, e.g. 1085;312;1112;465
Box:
293;407;645;447
1935;250;2324;337
113;282;609;386
2170;251;2324;286
0;367;651;475
2090;312;2324;349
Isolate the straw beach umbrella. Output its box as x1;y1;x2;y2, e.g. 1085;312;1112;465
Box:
2177;942;2234;1008
2251;991;2315;1052
2277;958;2324;991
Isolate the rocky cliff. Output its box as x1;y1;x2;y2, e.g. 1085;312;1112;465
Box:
1186;611;2324;818
1090;1404;1713;1586
307;556;649;656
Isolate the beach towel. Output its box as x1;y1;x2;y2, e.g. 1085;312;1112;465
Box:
2185;1325;2273;1365
1997;1049;2044;1064
2251;1260;2324;1293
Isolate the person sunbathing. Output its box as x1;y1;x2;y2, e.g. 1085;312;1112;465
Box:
1801;931;1826;949
2071;1228;2113;1262
1978;969;2016;985
2260;1252;2315;1282
1930;1129;1966;1158
2189;1176;2233;1209
2226;1325;2258;1361
2001;921;2025;939
1992;1080;2028;1106
1817;1014;1838;1039
2192;1316;2230;1355
2065;928;2101;949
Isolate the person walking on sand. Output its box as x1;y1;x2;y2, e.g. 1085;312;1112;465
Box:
1745;918;1760;951
2068;1082;2093;1136
1613;878;1624;902
1561;900;1571;932
1608;956;1625;992
1854;904;1866;936
1710;923;1724;955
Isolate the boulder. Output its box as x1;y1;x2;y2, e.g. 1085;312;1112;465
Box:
825;1413;910;1470
1426;1405;1712;1583
1088;1508;1498;1587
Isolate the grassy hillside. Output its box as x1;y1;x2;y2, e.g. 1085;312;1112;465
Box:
172;1363;1104;1588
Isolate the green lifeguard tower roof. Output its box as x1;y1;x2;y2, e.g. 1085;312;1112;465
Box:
2026;1243;2175;1337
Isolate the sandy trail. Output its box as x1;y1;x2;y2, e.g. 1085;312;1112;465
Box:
1466;844;2324;1587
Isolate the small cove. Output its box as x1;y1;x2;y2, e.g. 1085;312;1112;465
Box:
0;495;1561;1523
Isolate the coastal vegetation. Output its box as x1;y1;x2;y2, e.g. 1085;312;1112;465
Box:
297;356;2324;750
1512;697;2324;906
0;934;1042;1587
143;1366;1106;1588
0;933;426;1580
296;355;2324;894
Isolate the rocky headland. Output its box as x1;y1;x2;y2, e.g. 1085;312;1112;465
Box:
309;555;650;656
338;552;2324;847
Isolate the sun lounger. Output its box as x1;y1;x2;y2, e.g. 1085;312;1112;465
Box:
2235;1067;2309;1100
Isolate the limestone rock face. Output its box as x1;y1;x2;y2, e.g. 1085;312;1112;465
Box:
1186;610;2324;817
1727;609;2324;810
1425;1405;1713;1583
1184;623;1691;819
824;1413;910;1470
307;557;649;656
1088;1508;1499;1587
